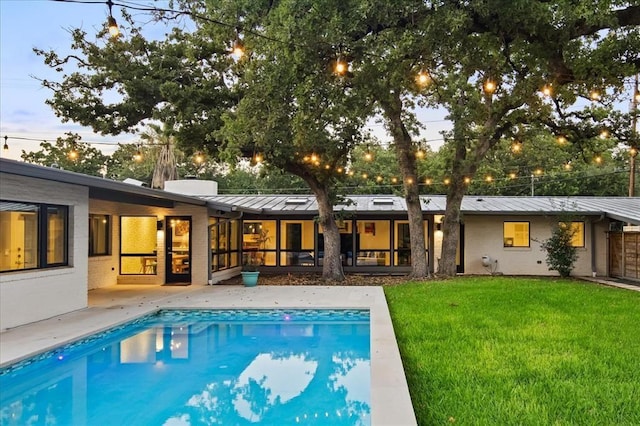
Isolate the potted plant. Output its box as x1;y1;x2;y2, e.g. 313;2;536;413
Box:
241;254;261;287
240;229;270;287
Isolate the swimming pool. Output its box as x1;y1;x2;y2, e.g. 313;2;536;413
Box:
0;309;371;425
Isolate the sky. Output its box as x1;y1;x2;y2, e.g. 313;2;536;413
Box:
0;0;450;162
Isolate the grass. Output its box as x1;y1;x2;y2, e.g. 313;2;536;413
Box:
384;277;640;426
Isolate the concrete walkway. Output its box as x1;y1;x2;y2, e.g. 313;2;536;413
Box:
581;277;640;292
0;284;417;426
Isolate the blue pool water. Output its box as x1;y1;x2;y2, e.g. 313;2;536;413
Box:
0;309;371;425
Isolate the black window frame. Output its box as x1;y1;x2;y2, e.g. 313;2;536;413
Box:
0;200;69;272
89;214;111;256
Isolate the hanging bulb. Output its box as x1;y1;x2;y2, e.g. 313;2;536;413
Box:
425;178;433;185
511;141;522;153
564;162;572;170
483;79;497;94
107;16;119;37
68;149;78;161
509;172;517;179
416;70;431;87
415;149;425;159
629;147;638;158
594;155;603;164
2;136;8;152
599;130;609;139
364;150;373;161
133;149;143;162
485;175;493;183
232;39;245;57
194;152;204;164
443;178;451;185
464;177;471;184
254;153;263;163
534;168;543;175
556;135;567;145
376;175;383;182
334;56;348;76
541;84;553;97
589;90;601;101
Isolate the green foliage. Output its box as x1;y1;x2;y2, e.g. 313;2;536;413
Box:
540;222;580;277
385;277;640;425
21;132;108;176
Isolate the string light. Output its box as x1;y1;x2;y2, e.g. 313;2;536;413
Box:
376;175;383;182
630;147;638;158
511;141;522;153
415;149;425;159
133;149;143;162
485;175;493;182
194;152;204;164
509;172;517;179
443;178;451;185
364;150;373;161
483;79;497;94
68;148;79;161
416;70;431;87
594;155;603;164
556;135;567;145
334;55;348;76
564;162;572;170
425;178;432;185
254;153;263;163
589;90;601;101
534;168;543;176
541;84;553;97
106;0;119;38
464;177;471;184
598;130;609;139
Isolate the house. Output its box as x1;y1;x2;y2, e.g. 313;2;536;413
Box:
1;158;639;329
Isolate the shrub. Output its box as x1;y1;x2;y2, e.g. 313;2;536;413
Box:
540;222;578;277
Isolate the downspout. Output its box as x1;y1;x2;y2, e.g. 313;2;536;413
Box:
590;214;605;277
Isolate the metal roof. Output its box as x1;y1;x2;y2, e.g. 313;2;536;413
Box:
205;194;640;224
0;158;233;211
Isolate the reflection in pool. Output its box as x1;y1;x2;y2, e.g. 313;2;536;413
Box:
1;309;370;425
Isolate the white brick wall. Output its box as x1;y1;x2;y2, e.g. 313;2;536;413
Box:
0;173;88;330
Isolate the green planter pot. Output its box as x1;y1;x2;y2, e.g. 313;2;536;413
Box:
241;271;260;287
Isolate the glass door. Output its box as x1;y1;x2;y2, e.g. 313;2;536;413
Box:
166;216;191;284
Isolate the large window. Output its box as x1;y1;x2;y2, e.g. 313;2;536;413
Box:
280;220;315;266
504;222;530;247
89;214;111;256
0;201;68;272
356;220;390;266
243;220;277;266
120;216;157;275
210;218;240;272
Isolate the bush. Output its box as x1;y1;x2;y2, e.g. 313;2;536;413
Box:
540;222;578;277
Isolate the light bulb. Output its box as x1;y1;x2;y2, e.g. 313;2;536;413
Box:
107;16;119;38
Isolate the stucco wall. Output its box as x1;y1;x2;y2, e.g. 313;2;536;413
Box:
89;199;211;288
463;215;600;276
0;173;88;330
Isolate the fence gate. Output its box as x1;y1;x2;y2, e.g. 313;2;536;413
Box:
610;232;640;281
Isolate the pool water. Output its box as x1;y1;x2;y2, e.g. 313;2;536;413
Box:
0;309;371;425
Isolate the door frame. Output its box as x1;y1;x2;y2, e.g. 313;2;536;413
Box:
165;216;192;284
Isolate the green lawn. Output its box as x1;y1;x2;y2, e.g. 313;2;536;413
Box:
384;277;640;426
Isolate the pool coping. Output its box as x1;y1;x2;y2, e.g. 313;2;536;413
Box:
0;284;417;425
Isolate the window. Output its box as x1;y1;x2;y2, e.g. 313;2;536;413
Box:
242;220;276;266
563;221;585;247
0;201;68;272
120;216;157;275
89;214;111;256
504;222;530;247
210;218;240;272
280;220;315;266
357;220;391;266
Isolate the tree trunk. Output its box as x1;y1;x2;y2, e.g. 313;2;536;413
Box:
382;93;429;278
310;182;345;281
439;181;464;276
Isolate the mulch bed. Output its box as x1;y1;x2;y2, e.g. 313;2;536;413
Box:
218;272;418;286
